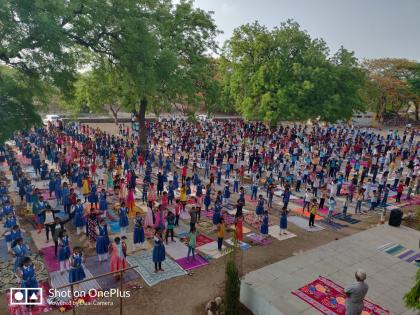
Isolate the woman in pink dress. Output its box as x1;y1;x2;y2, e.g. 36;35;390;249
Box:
109;237;127;280
144;201;155;227
126;188;135;214
154;205;165;230
161;191;168;209
119;179;127;203
148;183;157;205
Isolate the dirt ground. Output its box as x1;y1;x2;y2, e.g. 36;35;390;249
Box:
0;122;417;315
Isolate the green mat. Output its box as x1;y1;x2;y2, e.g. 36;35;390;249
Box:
385;244;405;255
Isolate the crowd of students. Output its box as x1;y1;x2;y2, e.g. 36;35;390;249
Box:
0;118;419;306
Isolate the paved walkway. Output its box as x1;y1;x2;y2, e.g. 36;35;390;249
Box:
240;224;419;315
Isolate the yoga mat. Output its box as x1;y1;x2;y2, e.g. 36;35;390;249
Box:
50;269;101;300
201;209;214;220
290;208;324;221
225;238;251;250
272;190;298;200
245;233;272;246
39;245;60;272
319;220;348;231
292;276;389;315
243;212;273;229
126;251;186;287
244;195;257;203
165;240;189;260
176;255;209;271
398;249;415;259
0;239;10;262
332;213;360;224
268;226;297;241
195;234;214;247
0;253;49;293
229;225;251;234
176;229;188;238
197;220;214;234
227;208;250;216
108;220;121;234
29;230;52;250
288;216;325;232
196;241;229;259
385;244;405;255
84;255;140;290
406;253;420;263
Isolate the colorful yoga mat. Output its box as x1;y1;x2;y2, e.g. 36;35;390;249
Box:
379;243;420;267
292;276;389;315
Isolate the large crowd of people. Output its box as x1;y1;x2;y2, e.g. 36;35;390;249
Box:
0;118;419;309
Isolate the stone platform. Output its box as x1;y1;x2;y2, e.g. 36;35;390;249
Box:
240;224;419;315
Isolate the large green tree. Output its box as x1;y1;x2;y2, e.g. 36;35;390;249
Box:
1;0;219;142
362;58;420;121
69;62;130;124
0;66;42;142
220;21;365;123
0;0;117;136
94;0;219;145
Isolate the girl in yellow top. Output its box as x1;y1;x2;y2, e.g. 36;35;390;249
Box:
179;184;187;212
82;176;90;201
309;199;318;228
217;217;225;251
115;165;123;177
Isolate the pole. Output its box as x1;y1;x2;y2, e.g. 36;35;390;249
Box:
119;271;123;315
71;284;76;315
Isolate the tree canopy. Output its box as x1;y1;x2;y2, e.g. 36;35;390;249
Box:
362;58;420;121
1;0;219;142
220;21;366;123
0;66;42;142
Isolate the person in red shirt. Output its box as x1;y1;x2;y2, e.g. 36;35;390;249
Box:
138;154;144;173
396;181;404;203
181;165;187;184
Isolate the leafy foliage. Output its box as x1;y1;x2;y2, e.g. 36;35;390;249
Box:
224;258;241;315
404;268;420;311
362;59;420;121
220;21;365;123
0;66;41;142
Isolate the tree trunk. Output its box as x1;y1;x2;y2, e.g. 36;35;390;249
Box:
136;98;148;149
109;104;121;125
415;103;419;122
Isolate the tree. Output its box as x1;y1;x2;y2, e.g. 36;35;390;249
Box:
363;59;420;121
100;0;219;146
0;0;121;135
220;20;365;124
0;66;42;142
70;62;129;124
407;65;420;121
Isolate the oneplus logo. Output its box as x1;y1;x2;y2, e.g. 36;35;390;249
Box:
10;288;43;305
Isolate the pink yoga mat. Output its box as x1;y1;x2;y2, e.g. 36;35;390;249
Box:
244;195;257;203
195;234;213;247
176;255;208;271
246;233;272;245
40;245;60;272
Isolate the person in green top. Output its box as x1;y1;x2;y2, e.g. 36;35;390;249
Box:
186;226;198;261
165;211;176;244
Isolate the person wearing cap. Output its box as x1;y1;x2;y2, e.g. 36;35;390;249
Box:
344;269;369;315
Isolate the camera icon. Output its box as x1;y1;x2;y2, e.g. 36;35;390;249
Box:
10;288;43;305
